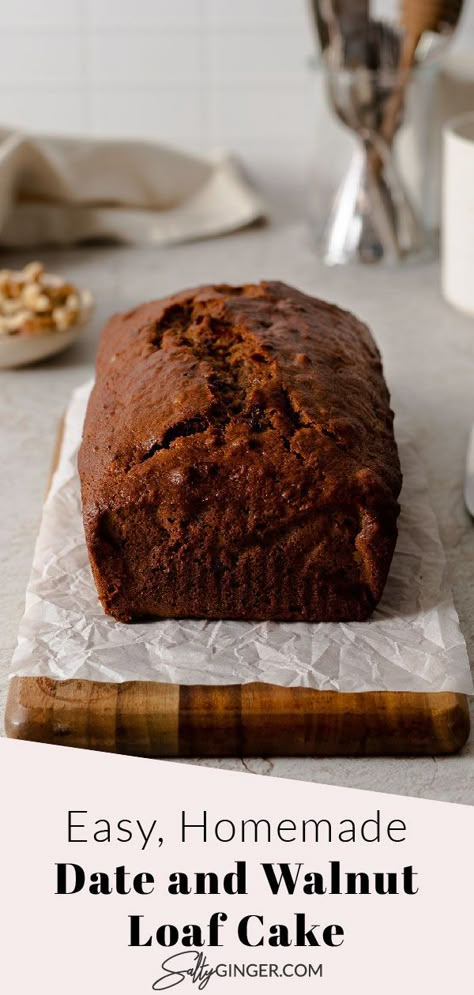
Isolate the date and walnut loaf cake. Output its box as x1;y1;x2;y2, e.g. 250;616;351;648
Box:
78;281;402;623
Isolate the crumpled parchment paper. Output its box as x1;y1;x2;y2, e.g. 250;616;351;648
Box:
9;382;473;693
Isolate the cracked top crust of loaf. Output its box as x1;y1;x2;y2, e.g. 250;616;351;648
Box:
78;280;402;623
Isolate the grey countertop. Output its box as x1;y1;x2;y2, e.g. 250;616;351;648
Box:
1;221;474;802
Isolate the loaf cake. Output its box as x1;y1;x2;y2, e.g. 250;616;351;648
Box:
79;281;402;623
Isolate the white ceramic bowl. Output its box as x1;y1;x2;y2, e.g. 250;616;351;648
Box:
0;276;93;369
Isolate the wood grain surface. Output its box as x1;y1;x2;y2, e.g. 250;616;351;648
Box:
4;421;471;758
5;677;470;756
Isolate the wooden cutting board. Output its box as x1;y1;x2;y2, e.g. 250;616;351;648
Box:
4;423;471;758
5;677;470;756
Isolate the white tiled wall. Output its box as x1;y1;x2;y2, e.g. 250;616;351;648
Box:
0;1;309;144
0;0;473;205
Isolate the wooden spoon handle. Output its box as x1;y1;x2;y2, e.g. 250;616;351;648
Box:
369;30;420;178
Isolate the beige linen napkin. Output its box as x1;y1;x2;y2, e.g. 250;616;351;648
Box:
0;129;264;247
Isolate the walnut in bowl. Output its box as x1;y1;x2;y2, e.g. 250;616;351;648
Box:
0;261;93;368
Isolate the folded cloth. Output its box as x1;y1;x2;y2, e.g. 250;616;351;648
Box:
0;129;265;247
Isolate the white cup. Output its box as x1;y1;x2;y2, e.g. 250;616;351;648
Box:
442;112;474;316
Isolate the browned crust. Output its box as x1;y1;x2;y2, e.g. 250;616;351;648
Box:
78;281;402;623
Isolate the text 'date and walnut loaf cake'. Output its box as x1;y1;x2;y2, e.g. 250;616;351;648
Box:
79;281;402;623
